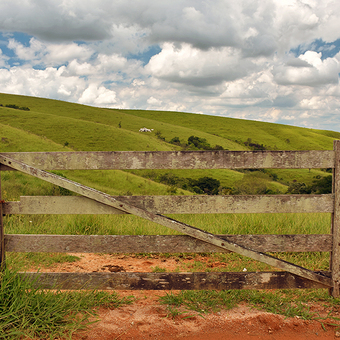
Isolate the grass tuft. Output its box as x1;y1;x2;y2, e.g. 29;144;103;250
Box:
160;289;340;323
0;266;133;339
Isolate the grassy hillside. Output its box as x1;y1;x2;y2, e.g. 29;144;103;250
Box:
0;93;337;196
123;109;340;150
1;92;338;151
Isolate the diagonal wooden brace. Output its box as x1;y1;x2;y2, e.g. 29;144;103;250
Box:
0;154;332;287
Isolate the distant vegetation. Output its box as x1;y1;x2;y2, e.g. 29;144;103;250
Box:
0;103;30;111
168;135;225;151
243;138;266;150
287;173;332;194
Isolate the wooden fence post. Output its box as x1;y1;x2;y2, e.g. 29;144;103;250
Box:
331;140;340;297
0;170;5;268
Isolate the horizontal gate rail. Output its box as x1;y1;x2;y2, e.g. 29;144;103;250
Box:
20;271;330;291
0;150;334;170
5;234;332;253
4;194;334;215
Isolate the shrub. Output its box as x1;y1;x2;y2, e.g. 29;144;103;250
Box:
4;104;30;111
244;138;266;150
190;177;220;195
287;175;332;194
187;136;212;150
310;175;332;194
170;136;181;145
5;104;20;109
20;106;30;111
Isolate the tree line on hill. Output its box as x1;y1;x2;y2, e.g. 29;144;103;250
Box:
287;174;332;194
0;103;30;111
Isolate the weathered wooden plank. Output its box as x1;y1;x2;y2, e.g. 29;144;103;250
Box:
3;194;334;215
19;271;330;290
331;140;340;297
4;196;125;215
5;234;332;253
0;150;334;170
0;155;332;287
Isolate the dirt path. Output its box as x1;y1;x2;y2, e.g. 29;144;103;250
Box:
72;291;340;340
32;254;340;340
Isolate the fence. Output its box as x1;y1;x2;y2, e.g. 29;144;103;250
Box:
0;141;339;296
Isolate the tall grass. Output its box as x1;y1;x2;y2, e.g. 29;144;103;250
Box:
4;213;331;236
0;262;133;340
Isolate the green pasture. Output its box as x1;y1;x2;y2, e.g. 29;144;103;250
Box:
124;108;340;150
1;92;339;153
4;211;331;237
0;123;69;152
0;93;242;151
0;108;174;152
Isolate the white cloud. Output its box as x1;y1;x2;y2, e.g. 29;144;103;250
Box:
96;54;128;73
79;84;116;105
45;43;93;65
0;49;8;67
146;43;256;87
1;1;340;131
0;66;87;100
147;96;162;106
63;60;95;77
7;37;44;61
6;38;94;67
273;51;340;86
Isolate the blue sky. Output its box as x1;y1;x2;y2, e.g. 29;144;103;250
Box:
1;1;340;132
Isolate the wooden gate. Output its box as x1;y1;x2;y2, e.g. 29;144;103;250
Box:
0;141;339;296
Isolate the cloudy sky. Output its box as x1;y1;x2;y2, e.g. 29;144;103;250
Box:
1;1;340;131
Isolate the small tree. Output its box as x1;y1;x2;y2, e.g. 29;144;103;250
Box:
187;136;211;150
190;177;220;195
170;137;181;145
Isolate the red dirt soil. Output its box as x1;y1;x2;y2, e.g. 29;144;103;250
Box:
32;254;340;340
72;294;340;340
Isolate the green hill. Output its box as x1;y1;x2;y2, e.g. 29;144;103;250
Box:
0;93;337;197
123;109;340;151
